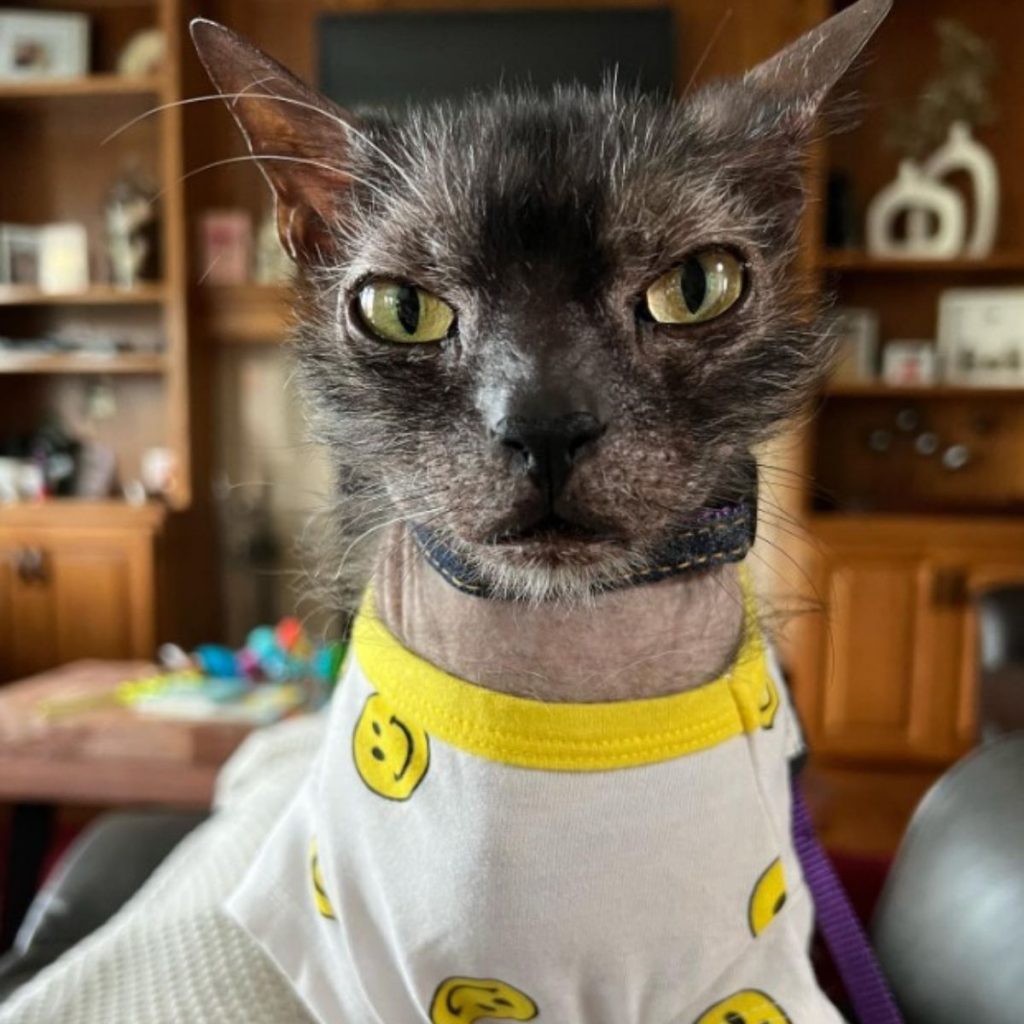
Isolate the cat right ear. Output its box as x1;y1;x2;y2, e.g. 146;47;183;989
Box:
190;19;356;264
744;0;892;129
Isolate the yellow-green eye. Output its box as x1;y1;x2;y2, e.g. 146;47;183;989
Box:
644;249;746;325
357;280;455;344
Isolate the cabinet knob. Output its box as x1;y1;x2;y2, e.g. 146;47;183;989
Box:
16;547;48;585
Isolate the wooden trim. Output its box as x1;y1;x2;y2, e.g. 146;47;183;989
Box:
0;501;166;531
0;284;167;306
198;283;293;344
0;74;163;100
820;251;1024;273
0;353;166;375
159;0;193;509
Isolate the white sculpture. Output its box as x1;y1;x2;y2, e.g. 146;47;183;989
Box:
866;160;966;260
921;121;999;257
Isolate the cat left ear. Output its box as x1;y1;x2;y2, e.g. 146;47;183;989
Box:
745;0;892;129
190;19;357;264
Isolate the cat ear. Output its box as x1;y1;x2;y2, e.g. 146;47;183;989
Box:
190;19;356;263
745;0;892;128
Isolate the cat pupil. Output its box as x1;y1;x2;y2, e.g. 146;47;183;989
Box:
679;258;707;314
395;286;420;334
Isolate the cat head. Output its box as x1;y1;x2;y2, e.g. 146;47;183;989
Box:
193;0;889;603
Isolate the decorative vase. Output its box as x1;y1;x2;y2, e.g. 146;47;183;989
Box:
866;160;966;260
920;121;999;258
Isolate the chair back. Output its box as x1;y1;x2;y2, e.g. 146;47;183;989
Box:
976;585;1024;736
872;736;1024;1024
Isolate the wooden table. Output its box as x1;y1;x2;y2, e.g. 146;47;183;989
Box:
0;660;255;947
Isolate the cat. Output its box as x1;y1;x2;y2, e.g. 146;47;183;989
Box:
189;3;893;1022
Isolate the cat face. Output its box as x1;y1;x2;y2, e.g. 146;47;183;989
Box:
193;0;890;601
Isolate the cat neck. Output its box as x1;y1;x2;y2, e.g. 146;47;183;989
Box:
370;525;746;703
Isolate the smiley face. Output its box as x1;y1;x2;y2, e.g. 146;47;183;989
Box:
693;989;792;1024
309;838;336;919
748;857;787;936
757;673;780;729
430;977;537;1024
353;692;430;800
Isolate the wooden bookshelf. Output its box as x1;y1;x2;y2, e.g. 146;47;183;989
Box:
0;0;219;682
0;284;167;306
825;382;1024;400
0;352;166;375
200;283;292;343
820;251;1024;274
0;74;163;100
783;0;1024;788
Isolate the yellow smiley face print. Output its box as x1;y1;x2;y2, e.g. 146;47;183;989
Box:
757;673;780;729
430;977;538;1024
693;989;791;1024
309;838;336;919
748;857;787;936
353;692;430;800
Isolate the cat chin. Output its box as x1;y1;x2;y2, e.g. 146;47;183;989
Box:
460;540;649;605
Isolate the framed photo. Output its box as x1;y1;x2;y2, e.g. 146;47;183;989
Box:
882;341;938;387
198;209;253;285
39;222;89;293
830;307;879;383
0;224;41;286
0;10;90;80
938;288;1024;387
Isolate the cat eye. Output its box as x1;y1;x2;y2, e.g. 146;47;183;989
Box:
643;249;746;325
356;279;456;344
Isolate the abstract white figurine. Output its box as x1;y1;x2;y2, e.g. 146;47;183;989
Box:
866;159;966;259
921;121;999;258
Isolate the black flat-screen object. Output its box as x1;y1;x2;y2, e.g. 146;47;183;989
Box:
318;9;674;111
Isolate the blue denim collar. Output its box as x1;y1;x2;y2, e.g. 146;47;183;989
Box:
411;499;756;599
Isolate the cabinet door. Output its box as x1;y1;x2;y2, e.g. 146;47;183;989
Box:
957;560;1024;745
0;540;61;681
0;529;155;682
807;551;967;762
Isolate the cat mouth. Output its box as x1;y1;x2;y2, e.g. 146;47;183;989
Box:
488;513;617;547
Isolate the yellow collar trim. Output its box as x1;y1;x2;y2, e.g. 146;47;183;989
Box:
351;575;778;773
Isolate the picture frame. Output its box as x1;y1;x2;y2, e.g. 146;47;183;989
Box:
38;222;89;293
0;10;89;80
882;340;939;387
937;288;1024;387
830;307;880;383
198;209;253;285
0;224;41;286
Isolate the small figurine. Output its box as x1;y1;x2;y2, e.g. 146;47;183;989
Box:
106;166;160;287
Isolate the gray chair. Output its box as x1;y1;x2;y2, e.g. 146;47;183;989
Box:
872;735;1024;1024
977;584;1024;738
0;810;205;1003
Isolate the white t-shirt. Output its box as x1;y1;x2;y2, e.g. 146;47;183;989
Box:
228;586;844;1024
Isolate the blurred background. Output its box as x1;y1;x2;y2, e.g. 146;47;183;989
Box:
0;0;1023;983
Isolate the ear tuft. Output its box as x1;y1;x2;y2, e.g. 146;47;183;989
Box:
190;19;358;264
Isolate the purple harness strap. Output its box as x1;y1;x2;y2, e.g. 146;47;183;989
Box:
791;782;904;1024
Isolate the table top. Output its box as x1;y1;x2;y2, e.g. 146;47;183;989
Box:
0;661;255;809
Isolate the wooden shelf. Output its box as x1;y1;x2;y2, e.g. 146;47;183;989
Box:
199;283;293;344
820;252;1024;274
0;499;166;530
0;74;163;100
0;284;167;306
825;381;1024;399
0;352;165;375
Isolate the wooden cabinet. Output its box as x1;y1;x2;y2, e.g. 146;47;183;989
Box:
0;505;163;683
793;517;1024;767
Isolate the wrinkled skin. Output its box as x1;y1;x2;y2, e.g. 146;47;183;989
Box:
192;0;890;603
292;88;826;601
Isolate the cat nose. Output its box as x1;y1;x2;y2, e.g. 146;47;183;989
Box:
492;412;605;499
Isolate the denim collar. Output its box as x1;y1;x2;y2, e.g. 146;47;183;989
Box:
412;499;756;599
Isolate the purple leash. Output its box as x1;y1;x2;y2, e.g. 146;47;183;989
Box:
791;782;904;1024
